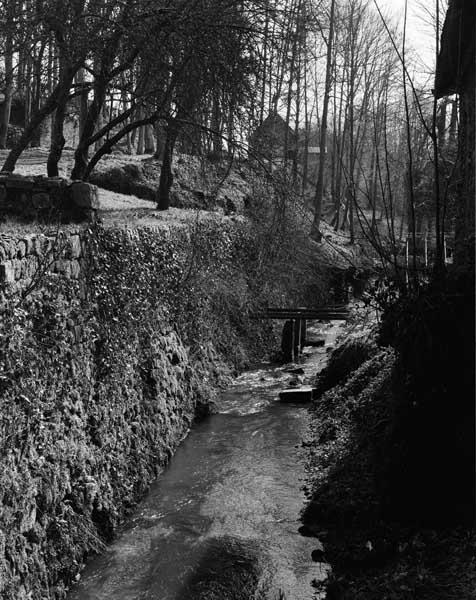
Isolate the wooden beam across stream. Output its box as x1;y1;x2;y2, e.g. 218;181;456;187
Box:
252;306;349;363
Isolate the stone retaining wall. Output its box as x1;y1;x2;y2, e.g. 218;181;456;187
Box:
0;174;99;223
0;220;285;600
0;231;86;288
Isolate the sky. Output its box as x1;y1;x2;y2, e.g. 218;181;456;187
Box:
374;0;440;83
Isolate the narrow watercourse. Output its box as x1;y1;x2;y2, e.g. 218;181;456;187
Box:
67;322;341;600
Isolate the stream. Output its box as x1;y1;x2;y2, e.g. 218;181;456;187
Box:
68;322;342;600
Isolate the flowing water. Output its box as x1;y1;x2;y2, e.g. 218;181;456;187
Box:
68;322;342;600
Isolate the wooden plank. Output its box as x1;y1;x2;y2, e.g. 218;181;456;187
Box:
255;312;348;320
268;306;347;310
266;306;347;314
263;309;348;316
252;305;349;321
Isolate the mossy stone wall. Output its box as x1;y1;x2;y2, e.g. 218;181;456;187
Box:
0;220;279;599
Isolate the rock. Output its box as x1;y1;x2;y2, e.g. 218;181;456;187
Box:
6;175;34;190
67;235;82;259
306;339;325;347
0;261;15;283
46;177;68;189
53;260;72;278
71;181;100;210
31;236;50;257
70;260;81;279
194;398;218;422
31;192;50;209
298;524;318;538
16;240;27;258
179;536;270;600
311;546;326;562
279;387;313;403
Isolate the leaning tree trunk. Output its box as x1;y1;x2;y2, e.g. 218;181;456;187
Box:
1;66;77;173
157;122;177;210
47;103;67;176
71;73;108;180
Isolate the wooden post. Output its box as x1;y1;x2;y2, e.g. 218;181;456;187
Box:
293;319;301;360
281;320;294;362
300;319;307;350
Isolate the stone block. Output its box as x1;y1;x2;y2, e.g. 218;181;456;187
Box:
68;235;82;259
70;259;81;279
0;261;15;283
22;237;32;255
20;505;37;533
6;176;34;190
46;177;68;189
71;181;100;210
0;238;14;259
22;256;39;279
54;260;72;278
31;235;51;257
16;240;27;258
31;192;51;209
14;258;22;280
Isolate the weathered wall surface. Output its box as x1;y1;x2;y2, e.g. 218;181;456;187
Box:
0;231;85;286
0;174;98;223
0;219;283;600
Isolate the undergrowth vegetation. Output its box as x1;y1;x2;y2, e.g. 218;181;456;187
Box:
303;270;475;600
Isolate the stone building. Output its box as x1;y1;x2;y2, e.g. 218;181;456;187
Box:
249;113;297;162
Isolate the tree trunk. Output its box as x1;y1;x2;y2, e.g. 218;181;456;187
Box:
157;121;177;210
154;120;166;160
31;43;46;147
2;66;77;173
71;69;109;180
0;27;14;149
137;107;145;154
144;124;155;154
47;103;66;176
77;67;89;139
311;0;335;238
